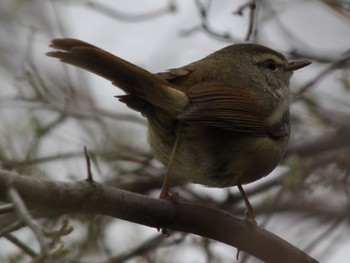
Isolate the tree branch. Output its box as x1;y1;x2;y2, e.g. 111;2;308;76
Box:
0;169;319;263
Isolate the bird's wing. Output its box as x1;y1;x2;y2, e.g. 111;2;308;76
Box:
178;82;289;137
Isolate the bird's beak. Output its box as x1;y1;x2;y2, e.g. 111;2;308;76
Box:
286;60;312;71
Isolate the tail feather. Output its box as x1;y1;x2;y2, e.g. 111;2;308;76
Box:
47;38;189;114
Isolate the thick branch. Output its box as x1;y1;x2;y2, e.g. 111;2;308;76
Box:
0;170;319;263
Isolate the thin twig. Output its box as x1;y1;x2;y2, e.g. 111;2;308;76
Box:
71;0;176;22
4;233;37;258
294;53;350;98
180;0;240;42
7;187;50;259
303;218;344;254
104;234;165;263
84;146;93;183
2;148;150;169
0;203;15;214
233;0;258;41
0;220;24;238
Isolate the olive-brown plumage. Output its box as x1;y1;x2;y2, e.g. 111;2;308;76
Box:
47;39;310;209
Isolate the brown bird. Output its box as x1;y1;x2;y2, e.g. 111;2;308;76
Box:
47;38;311;219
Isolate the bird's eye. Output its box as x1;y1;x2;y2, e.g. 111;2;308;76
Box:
261;59;278;71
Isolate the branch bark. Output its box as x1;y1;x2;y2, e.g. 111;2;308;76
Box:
0;170;319;263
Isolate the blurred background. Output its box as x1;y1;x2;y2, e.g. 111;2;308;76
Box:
0;0;350;262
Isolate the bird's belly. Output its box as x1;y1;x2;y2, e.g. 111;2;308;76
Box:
148;125;289;188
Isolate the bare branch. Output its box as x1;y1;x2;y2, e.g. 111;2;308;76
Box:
180;0;240;42
7;186;50;259
0;169;319;263
104;234;165;263
233;0;258;41
0;203;15;214
57;0;177;22
4;233;37;258
84;146;93;183
294;53;350;98
286;126;350;157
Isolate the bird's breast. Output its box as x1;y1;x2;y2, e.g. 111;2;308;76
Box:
148;123;289;188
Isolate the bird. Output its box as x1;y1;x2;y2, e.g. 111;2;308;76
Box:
47;38;311;219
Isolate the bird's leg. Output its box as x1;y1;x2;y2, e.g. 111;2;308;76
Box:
237;183;256;221
159;125;182;200
158;126;182;236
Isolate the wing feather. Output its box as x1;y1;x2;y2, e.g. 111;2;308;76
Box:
179;82;289;137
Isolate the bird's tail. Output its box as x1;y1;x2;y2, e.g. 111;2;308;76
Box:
47;38;189;114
